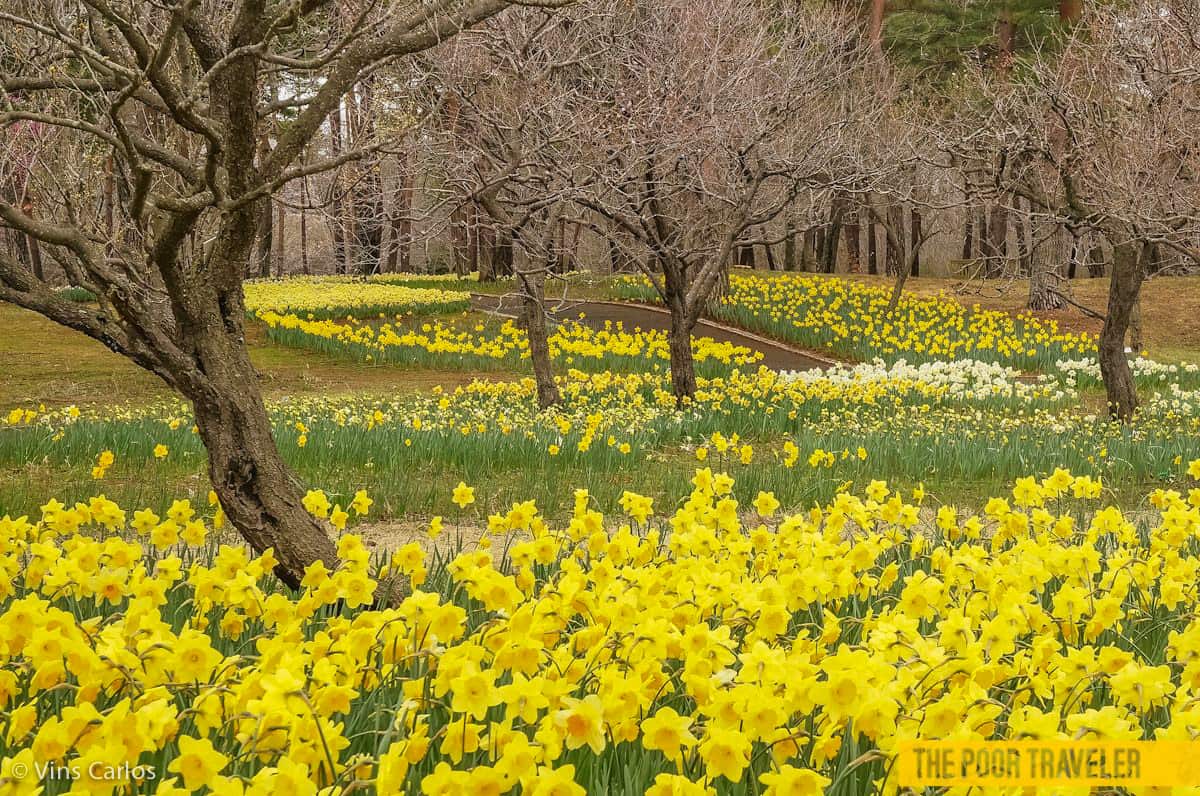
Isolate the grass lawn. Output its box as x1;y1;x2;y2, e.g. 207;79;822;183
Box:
0;303;508;409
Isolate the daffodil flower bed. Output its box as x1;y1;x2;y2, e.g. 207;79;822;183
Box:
1056;356;1200;390
615;273;1096;372
2;464;1200;794
3;367;1199;520
367;272;480;292
244;277;470;320
255;314;763;377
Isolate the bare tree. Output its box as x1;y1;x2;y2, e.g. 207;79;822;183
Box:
954;1;1200;420
562;0;890;401
0;0;562;589
434;10;590;408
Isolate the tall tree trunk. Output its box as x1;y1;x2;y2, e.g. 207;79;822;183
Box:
607;235;625;274
843;202;861;272
471;209;489;277
783;221;797;271
452;205;474;276
493;228;514;278
328;106;349;275
910;208;922;278
567;223;583;273
668;304;697;402
761;230;778;271
300;173;311;276
823;196;846;274
1099;240;1145;421
1066;230;1079;280
885;203;906;277
386;160;413;273
976;207;988;271
802;228;817;272
16;194;44;281
274;202;286;277
867;216;879;275
345;85;383;275
555;218;567;274
1129;298;1144;353
519;273;560;408
25;233;43;282
1087;238;1106;278
736;243;755;268
1060;0;1083;22
255;196;273;278
1016;200;1033;277
962;209;974;261
986;203;1007;277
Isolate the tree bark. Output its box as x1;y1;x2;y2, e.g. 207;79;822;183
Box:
17;194;44;281
1098;240;1145;421
386;158;414;273
1015;199;1033;277
328;105;350;274
844;203;861;272
783;220;797;271
255;196;273;278
1028;257;1065;310
823;196;846;274
976;207;988;270
1087;239;1106;277
986;203;1007;277
736;243;755;268
885;203;906;276
761;230;778;271
518;273;560;409
452;205;475;276
1129;297;1144;353
300;173;311;276
274;202;286;277
493;228;514;278
867;215;879;275
802;227;816;271
1066;229;1079;280
910;207;921;278
962;209;974;261
667;302;698;402
190;359;339;589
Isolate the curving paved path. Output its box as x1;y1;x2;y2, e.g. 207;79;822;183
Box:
471;293;833;372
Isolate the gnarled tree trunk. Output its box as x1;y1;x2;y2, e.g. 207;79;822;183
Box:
518;277;560;409
191;372;338;589
1098;240;1145;421
667;306;698;403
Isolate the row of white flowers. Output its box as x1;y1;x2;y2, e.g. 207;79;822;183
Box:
1055;356;1200;386
778;357;1064;402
